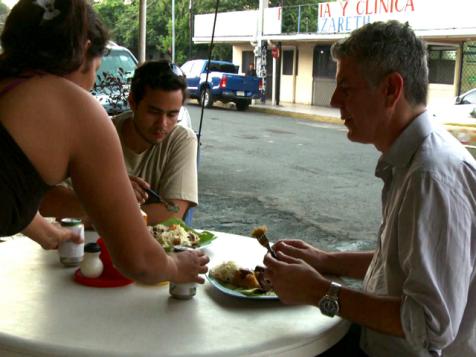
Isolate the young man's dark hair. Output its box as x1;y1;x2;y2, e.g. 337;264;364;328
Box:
130;60;187;105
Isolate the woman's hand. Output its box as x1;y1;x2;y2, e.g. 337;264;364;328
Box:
40;222;84;250
263;250;328;305
22;213;84;250
168;250;210;284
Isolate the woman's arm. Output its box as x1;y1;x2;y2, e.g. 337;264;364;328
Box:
67;91;208;284
2;76;208;285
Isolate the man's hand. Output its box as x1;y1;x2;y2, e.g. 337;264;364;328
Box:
129;176;150;204
272;239;334;275
263;250;328;305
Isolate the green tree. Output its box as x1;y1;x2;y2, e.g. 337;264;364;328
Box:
0;1;9;35
194;0;256;14
0;1;9;14
94;0;323;64
94;0;140;56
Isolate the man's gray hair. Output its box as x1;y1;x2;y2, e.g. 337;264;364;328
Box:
331;21;428;106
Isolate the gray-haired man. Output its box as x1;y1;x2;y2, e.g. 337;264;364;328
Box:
264;21;476;356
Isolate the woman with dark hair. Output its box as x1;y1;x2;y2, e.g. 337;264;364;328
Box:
0;0;208;285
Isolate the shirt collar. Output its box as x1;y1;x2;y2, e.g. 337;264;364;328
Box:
376;111;433;177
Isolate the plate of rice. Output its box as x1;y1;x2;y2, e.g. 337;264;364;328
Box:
150;218;216;252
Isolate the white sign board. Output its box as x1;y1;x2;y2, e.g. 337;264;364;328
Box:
317;0;476;34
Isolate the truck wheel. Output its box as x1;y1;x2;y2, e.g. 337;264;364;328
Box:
200;87;213;108
236;99;250;111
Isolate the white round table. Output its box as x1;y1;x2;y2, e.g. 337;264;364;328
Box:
0;231;349;357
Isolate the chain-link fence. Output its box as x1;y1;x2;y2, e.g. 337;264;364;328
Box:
460;42;476;95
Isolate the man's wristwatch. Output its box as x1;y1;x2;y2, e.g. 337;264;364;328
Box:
318;281;342;317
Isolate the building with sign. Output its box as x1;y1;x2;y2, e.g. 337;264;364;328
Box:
193;0;476;109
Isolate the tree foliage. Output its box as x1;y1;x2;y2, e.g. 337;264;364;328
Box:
93;0;327;64
0;1;9;35
0;1;8;14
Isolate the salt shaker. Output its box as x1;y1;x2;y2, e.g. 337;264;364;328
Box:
80;242;104;278
58;218;84;267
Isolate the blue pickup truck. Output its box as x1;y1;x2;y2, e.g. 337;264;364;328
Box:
180;59;262;111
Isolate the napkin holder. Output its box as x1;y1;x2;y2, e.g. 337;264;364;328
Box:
73;238;134;288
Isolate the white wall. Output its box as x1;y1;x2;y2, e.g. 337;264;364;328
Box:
295;44;314;105
194;8;282;40
280;75;294;102
428;84;455;107
232;47;244;73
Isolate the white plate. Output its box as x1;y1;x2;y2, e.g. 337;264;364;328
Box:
207;275;278;300
236;91;245;97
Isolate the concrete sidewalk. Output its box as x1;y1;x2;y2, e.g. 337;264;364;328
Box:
250;102;342;125
249;101;476;148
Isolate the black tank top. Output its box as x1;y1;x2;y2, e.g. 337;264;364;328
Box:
0;79;51;236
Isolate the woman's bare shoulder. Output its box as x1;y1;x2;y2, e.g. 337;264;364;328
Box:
1;74;108;126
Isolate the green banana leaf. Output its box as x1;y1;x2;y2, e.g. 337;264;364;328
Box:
156;217;217;248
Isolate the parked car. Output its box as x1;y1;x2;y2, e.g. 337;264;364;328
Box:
455;88;476;115
431;88;476;123
91;41;138;115
180;59;262;111
91;43;193;129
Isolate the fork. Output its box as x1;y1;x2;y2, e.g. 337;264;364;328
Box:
145;188;179;213
251;226;278;259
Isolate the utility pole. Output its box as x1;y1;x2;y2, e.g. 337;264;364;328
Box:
256;0;267;103
172;0;175;63
139;0;146;63
189;0;193;59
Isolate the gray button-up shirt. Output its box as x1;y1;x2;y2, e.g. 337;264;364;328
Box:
361;112;476;356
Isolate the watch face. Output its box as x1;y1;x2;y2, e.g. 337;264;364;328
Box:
319;297;339;317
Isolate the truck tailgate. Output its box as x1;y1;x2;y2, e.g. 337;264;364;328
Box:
225;74;259;93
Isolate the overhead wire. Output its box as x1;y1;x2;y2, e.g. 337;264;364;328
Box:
197;0;220;148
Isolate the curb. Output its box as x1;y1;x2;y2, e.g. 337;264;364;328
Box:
209;101;476;133
251;105;476;131
442;122;476;129
249;105;343;125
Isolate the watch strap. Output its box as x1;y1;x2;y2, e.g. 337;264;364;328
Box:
327;281;342;298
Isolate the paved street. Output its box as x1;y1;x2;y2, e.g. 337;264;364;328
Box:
187;103;382;253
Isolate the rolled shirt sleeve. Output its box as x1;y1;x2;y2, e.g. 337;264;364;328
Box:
398;171;473;352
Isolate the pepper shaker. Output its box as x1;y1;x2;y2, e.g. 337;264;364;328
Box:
80;242;104;278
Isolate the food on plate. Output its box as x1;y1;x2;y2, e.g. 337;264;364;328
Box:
254;266;273;292
251;225;267;239
149;218;217;251
210;261;273;292
150;224;200;250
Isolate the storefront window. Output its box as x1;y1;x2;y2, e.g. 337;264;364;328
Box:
282;50;294;75
428;45;456;85
312;45;336;79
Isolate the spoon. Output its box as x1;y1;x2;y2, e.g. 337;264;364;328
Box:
251;225;277;259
